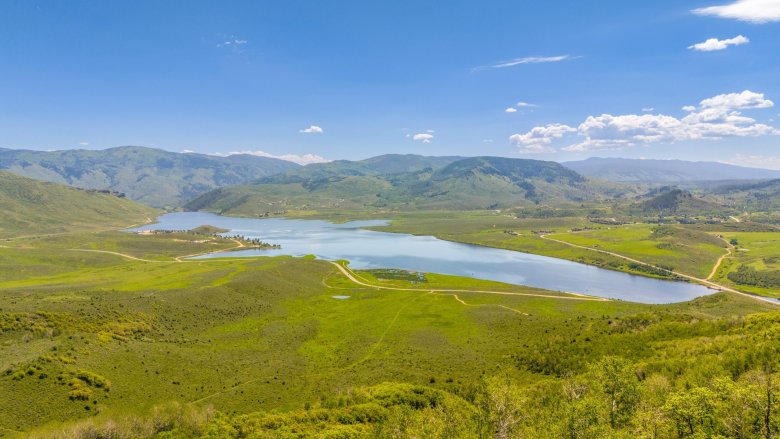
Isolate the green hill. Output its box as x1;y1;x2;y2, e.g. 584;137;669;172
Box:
629;188;727;216
0;171;157;237
0;146;300;208
186;156;620;214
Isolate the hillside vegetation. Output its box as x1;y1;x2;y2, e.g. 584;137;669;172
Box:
186;156;628;213
0;171;157;237
0;230;777;438
0;146;299;207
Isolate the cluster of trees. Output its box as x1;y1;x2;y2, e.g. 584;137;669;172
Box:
729;265;780;288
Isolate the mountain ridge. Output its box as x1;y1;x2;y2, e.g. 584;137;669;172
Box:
0;146;300;207
563;157;780;182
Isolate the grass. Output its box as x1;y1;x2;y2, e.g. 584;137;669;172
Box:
0;171;158;239
713;231;780;298
1;230;775;435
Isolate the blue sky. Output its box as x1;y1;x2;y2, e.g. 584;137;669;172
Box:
1;1;779;167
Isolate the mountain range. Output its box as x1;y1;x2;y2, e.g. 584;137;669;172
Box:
563;157;780;182
186;156;627;214
0;146;299;207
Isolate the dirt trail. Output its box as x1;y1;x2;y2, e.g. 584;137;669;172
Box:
707;236;733;281
329;261;609;302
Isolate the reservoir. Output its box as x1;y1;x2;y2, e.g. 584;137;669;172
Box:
130;212;716;304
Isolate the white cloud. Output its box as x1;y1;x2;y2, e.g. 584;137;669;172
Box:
693;0;780;23
474;55;575;71
212;150;330;165
689;35;750;51
412;133;434;143
217;38;248;48
642;107;655;112
299;125;324;134
725;154;780;170
181;149;195;153
699;90;773;109
516;102;537;108
79;142;89;146
510;124;576;153
505;107;518;113
482;139;494;143
563;90;778;151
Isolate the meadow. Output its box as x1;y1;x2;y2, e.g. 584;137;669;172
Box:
1;227;779;437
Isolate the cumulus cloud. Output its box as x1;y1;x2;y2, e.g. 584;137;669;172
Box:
516;102;537;108
508;90;779;152
689;35;750;51
212;150;330;165
505;107;518;113
693;0;780;23
564;90;778;151
699;90;774;109
725;154;780;170
510;124;576;153
412;133;434;143
299;125;324;134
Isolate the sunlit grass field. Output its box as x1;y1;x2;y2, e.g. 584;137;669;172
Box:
2;229;775;435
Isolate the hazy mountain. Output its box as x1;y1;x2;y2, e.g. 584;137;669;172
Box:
563;157;780;182
0;171;157;237
186;156;617;214
0;146;300;207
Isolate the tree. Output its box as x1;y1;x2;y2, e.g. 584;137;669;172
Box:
591;356;640;429
663;387;717;437
478;374;528;439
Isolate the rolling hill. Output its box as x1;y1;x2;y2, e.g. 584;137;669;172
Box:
564;157;780;182
0;146;300;207
186;156;622;213
0;171;157;237
628;188;727;216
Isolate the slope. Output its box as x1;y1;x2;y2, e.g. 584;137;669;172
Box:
0;171;157;237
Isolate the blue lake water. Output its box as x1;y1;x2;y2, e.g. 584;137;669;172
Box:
129;212;716;304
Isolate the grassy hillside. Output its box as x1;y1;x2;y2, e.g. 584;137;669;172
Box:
0;231;777;437
0;172;157;238
0;146;299;208
186;156;628;214
629;188;727;217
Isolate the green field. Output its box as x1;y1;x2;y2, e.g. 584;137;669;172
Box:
712;231;780;298
2;175;780;437
2;227;779;438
